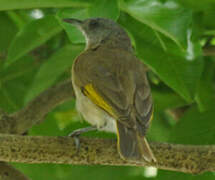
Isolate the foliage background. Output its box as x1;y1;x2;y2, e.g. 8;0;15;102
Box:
0;0;215;179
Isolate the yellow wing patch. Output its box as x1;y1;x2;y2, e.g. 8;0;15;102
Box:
83;84;115;117
149;107;154;123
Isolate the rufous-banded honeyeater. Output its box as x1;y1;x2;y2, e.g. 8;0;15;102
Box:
64;17;156;162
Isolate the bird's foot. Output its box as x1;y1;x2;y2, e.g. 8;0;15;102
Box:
68;126;97;152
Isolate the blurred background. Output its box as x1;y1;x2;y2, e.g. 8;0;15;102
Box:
0;0;215;179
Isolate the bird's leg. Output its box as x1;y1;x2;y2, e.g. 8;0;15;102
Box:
68;126;97;152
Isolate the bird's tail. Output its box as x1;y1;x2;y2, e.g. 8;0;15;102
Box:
116;121;156;162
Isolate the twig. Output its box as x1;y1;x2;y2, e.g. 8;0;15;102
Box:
0;80;74;134
0;134;214;174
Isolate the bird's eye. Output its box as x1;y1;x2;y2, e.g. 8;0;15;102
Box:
89;20;99;29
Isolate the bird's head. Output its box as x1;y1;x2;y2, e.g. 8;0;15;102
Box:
64;18;131;50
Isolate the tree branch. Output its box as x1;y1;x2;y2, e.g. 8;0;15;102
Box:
0;80;74;134
0;134;214;174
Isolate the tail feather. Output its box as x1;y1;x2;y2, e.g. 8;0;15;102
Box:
116;121;156;162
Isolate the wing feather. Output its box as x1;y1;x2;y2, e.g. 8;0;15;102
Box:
73;47;153;133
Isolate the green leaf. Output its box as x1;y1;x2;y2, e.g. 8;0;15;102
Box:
196;58;215;111
152;89;187;111
5;15;63;67
0;0;89;11
176;0;215;30
0;55;37;112
120;0;192;49
0;12;18;54
25;44;84;102
169;106;215;145
202;8;215;29
88;0;120;20
6;11;26;30
119;13;203;102
175;0;215;11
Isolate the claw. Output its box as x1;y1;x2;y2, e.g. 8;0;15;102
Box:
73;136;81;153
68;126;97;152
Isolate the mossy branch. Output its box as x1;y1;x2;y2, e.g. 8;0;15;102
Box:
0;134;214;174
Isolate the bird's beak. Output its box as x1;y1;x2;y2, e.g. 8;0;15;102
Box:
63;18;83;27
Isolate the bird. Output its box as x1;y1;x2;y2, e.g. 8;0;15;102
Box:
64;17;156;162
